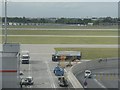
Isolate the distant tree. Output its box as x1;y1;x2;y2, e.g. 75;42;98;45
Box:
1;17;118;25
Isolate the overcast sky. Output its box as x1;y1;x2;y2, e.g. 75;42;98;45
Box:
1;0;119;2
1;1;119;18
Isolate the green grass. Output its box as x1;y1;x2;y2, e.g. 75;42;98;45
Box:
54;48;118;60
7;36;118;44
7;30;118;36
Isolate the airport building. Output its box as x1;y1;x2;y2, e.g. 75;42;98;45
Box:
0;43;20;88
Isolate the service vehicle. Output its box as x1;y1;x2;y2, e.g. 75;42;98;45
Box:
20;76;34;86
19;71;24;75
52;51;81;61
84;70;92;78
53;66;64;76
58;76;68;87
21;51;30;64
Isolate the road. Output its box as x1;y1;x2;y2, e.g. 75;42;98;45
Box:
20;44;118;48
76;68;118;89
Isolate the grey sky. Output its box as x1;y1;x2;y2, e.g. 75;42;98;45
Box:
2;2;118;18
2;0;119;2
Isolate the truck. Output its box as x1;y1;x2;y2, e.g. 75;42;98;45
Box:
21;51;30;64
52;51;81;62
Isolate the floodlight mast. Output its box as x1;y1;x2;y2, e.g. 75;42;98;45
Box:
4;0;7;43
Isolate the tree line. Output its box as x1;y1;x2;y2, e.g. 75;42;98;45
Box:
2;17;118;25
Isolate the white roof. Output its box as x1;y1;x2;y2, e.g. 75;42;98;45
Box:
55;51;81;56
22;54;29;56
85;70;91;72
21;51;29;53
26;76;33;79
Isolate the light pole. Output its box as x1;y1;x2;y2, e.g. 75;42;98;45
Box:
4;0;7;43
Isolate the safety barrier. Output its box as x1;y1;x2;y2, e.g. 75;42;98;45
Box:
67;58;118;88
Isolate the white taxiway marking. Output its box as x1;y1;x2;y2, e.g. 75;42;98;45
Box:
45;61;56;88
28;63;31;76
93;78;106;88
7;35;119;38
6;28;118;31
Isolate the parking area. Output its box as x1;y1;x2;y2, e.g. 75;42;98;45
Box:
20;44;73;88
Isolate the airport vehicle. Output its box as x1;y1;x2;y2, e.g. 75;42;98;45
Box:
54;66;64;76
20;76;34;86
58;76;68;87
19;71;24;75
84;70;92;78
21;51;30;64
52;51;81;61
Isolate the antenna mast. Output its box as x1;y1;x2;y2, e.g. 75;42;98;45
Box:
4;0;7;43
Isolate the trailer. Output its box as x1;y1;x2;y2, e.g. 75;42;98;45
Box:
52;51;81;62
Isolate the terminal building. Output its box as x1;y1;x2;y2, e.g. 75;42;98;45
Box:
0;43;20;88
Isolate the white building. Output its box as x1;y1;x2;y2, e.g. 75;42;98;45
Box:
88;23;93;26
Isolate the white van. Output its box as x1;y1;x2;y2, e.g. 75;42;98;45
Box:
21;51;30;64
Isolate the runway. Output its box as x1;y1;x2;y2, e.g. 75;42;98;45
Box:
7;35;119;38
6;28;118;31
